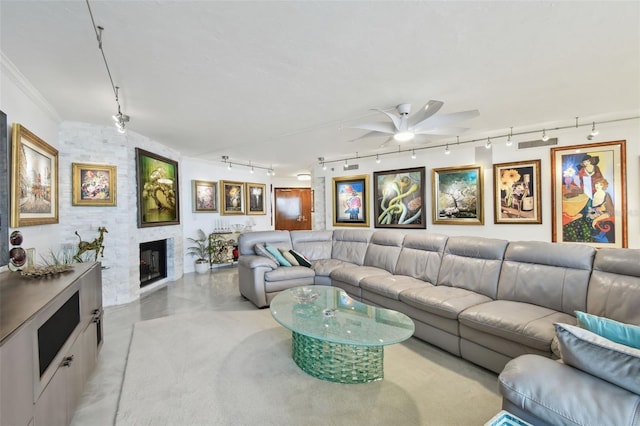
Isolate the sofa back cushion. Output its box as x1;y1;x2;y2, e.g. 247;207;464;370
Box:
587;248;640;325
497;241;595;314
290;230;333;261
331;229;374;266
363;230;405;273
437;236;508;299
238;230;292;256
395;233;448;283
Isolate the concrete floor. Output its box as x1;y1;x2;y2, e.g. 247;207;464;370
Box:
70;266;249;426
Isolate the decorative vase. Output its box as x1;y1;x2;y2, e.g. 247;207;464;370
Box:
194;260;209;274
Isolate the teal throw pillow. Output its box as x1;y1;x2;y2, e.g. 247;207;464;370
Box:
265;244;291;267
575;311;640;350
289;249;312;268
254;243;278;264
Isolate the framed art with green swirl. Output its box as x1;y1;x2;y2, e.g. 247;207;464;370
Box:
373;167;425;228
135;148;180;227
551;140;627;248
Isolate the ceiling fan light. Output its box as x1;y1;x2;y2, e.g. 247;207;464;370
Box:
393;131;415;142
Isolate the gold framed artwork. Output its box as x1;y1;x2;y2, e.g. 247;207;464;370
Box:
10;124;59;227
72;163;117;206
550;140;627;248
220;180;245;215
332;174;369;227
432;164;483;225
246;182;267;215
192;180;217;212
135;148;180;227
493;160;542;224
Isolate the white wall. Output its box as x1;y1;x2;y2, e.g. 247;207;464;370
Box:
315;115;640;249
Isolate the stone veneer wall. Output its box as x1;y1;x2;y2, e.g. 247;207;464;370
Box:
58;122;183;306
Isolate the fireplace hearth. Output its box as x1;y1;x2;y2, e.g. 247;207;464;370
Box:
139;239;167;287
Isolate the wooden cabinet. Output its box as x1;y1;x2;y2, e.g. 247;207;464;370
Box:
0;262;103;426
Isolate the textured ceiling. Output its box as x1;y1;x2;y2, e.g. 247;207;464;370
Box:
1;1;639;177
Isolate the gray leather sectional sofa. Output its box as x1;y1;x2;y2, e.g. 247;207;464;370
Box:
237;229;640;425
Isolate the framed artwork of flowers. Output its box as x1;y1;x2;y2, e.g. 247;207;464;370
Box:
493;160;542;224
550;140;627;248
192;180;217;212
72;163;117;206
432;164;483;225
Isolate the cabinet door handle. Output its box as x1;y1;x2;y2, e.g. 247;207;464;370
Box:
92;309;100;315
62;355;74;367
92;315;101;323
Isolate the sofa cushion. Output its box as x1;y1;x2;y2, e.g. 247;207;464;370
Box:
311;259;354;277
498;241;595;315
289;250;312;268
363;231;405;273
459;301;575;351
254;243;278;264
587;247;640;325
264;266;315;282
394;233;448;283
360;275;431;300
265;244;291;266
330;265;391;287
576;311;640;349
499;354;640;426
555;323;640;395
437;236;508;299
290;230;333;261
238;230;291;256
400;286;492;320
331;229;373;265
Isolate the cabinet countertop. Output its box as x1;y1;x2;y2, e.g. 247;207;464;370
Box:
0;262;98;344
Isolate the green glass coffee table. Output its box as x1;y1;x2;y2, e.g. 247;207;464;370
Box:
270;285;415;384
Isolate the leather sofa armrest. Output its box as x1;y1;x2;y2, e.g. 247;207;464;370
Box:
239;254;278;269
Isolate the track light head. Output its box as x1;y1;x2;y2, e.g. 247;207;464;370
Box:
541;129;549;142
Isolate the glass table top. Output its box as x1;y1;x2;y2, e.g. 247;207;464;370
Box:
270;285;415;346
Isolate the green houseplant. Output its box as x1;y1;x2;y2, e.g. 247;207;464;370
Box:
187;229;210;274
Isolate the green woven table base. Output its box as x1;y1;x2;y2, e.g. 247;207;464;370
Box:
291;331;384;384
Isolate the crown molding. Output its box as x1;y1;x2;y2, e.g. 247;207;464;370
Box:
1;51;62;123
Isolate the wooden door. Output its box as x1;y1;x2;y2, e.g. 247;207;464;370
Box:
274;188;312;230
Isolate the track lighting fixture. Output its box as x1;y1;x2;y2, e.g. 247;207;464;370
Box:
411;149;416;159
317;115;638;171
87;3;131;134
541;129;549;142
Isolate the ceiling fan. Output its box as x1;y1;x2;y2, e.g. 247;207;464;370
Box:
351;100;479;146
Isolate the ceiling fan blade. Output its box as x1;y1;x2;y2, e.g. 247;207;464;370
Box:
408;100;444;127
350;130;393;142
414;109;479;131
351;121;396;134
372;108;401;130
415;126;470;136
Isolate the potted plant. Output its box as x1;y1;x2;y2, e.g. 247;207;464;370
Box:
187;229;210;274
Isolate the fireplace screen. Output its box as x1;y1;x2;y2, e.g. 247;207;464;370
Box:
139;239;167;287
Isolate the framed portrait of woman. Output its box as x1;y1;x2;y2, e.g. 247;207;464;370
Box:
550;140;627;248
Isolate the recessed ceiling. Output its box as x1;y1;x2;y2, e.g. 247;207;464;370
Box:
1;1;638;177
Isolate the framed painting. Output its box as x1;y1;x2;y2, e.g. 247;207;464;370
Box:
10;124;58;227
551;140;627;248
246;182;267;215
373;166;426;228
0;111;8;266
332;174;369;227
220;180;245;215
192;180;217;212
72;163;117;206
432;164;483;225
135;148;180;227
493;160;542;224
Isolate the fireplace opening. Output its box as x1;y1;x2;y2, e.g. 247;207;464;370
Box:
139;239;167;287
